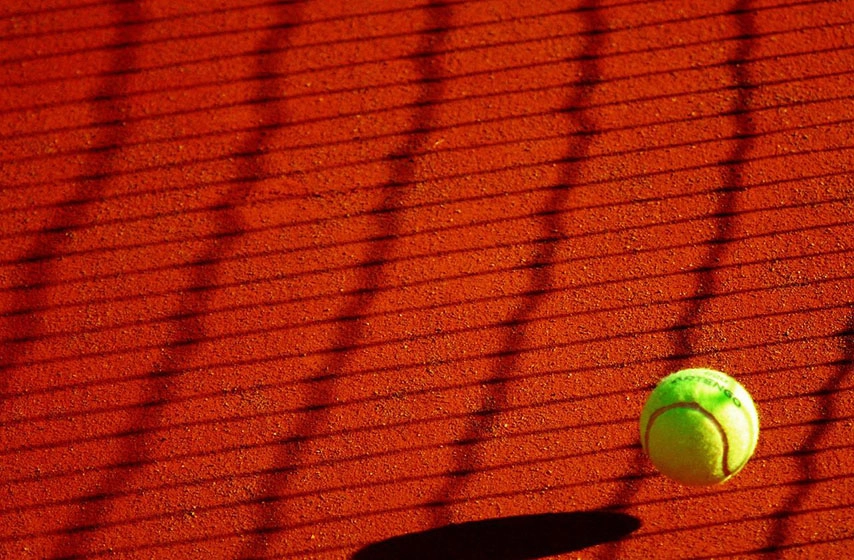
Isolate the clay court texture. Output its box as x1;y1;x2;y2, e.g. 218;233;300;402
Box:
1;0;853;558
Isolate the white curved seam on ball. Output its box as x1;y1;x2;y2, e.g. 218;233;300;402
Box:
644;401;732;478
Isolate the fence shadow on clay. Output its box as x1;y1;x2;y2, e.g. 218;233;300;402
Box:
598;2;760;554
420;0;607;531
0;0;853;558
1;0;842;120
760;312;854;557
0;2;155;559
1;305;852;459
3;1;850;174
0;186;849;363
3;41;850;200
600;4;854;557
0;207;852;550
1;204;853;550
236;0;459;556
0;191;848;428
0;1;304;558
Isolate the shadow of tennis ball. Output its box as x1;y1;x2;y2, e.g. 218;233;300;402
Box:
352;510;641;560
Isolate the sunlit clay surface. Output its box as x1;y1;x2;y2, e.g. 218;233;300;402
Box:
1;1;852;558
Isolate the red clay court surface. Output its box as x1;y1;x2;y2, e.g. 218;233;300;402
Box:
1;1;853;558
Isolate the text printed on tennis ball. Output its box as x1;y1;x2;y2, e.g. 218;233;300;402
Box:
666;374;744;407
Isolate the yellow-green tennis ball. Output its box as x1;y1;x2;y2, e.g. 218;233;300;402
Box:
639;368;759;486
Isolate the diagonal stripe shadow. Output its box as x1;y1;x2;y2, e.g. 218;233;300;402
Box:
4;359;853;531
45;2;146;558
3;298;851;469
601;3;760;557
237;1;450;556
425;0;605;527
762;309;854;556
0;0;836;103
49;3;299;559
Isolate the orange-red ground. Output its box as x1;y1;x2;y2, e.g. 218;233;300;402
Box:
1;1;853;558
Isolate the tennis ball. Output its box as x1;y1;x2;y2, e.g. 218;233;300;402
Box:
639;368;759;486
